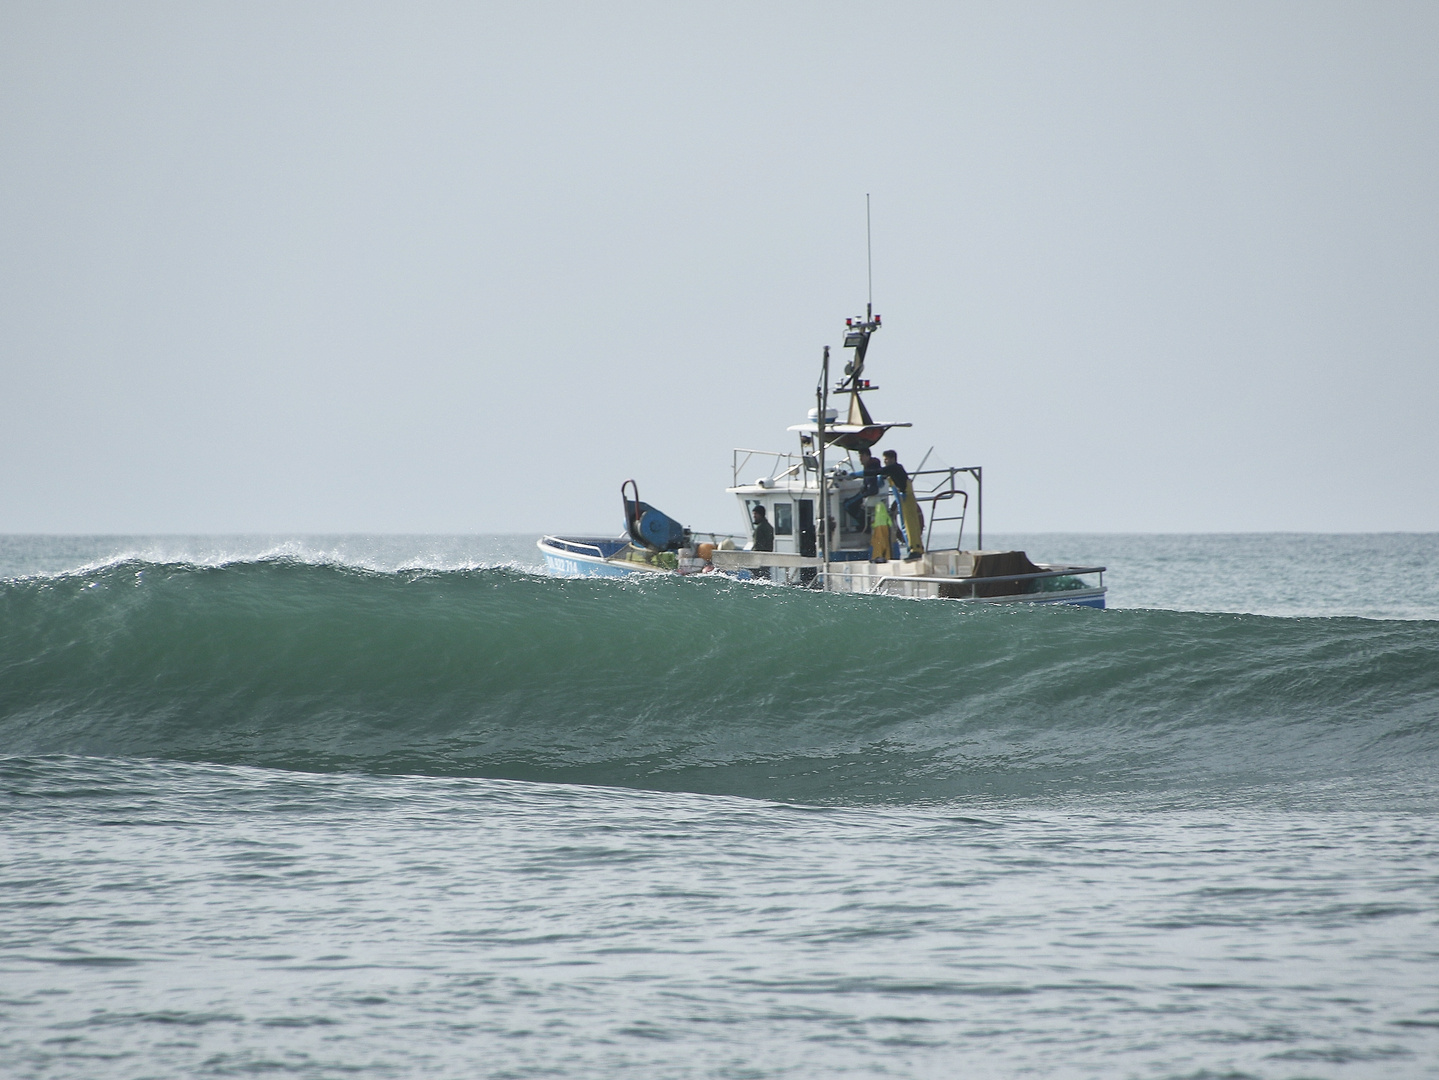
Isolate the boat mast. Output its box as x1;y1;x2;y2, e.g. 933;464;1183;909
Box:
810;197;881;589
817;346;830;584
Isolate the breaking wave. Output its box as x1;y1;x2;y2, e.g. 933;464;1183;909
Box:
2;559;1436;803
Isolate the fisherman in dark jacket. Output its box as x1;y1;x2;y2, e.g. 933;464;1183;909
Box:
881;449;924;559
843;448;883;531
750;505;774;579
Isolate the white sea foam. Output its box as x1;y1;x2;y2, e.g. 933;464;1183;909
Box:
3;533;1438;618
0;534;551;582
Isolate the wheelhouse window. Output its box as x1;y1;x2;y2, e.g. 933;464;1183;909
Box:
773;503;793;535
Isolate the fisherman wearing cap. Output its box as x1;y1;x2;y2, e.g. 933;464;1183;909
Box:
843;447;883;531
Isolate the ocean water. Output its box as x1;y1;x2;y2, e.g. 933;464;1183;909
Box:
1;534;1437;1079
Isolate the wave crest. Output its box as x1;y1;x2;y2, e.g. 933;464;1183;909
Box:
2;560;1436;802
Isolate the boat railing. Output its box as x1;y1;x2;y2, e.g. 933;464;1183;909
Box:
689;530;743;547
906;466;981;551
732;452;983;548
732;448;805;488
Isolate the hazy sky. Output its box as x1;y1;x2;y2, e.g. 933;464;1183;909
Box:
3;2;1436;534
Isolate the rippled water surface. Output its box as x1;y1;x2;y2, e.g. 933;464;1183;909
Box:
2;534;1437;1078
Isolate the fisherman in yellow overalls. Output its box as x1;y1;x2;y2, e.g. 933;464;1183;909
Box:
881;449;924;559
870;499;892;563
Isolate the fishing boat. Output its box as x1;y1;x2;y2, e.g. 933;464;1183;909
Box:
539;306;1106;607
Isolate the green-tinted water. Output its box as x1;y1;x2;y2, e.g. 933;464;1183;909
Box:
2;534;1437;1078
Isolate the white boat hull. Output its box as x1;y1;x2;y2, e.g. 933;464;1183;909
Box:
539;537;1105;607
538;537;666;578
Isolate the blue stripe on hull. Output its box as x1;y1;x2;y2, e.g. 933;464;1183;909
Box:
541;551;653;578
977;589;1107;609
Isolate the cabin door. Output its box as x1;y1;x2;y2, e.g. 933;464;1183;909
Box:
797;499;817;585
797;500;816;557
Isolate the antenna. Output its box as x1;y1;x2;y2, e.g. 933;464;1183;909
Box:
866;193;873;320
